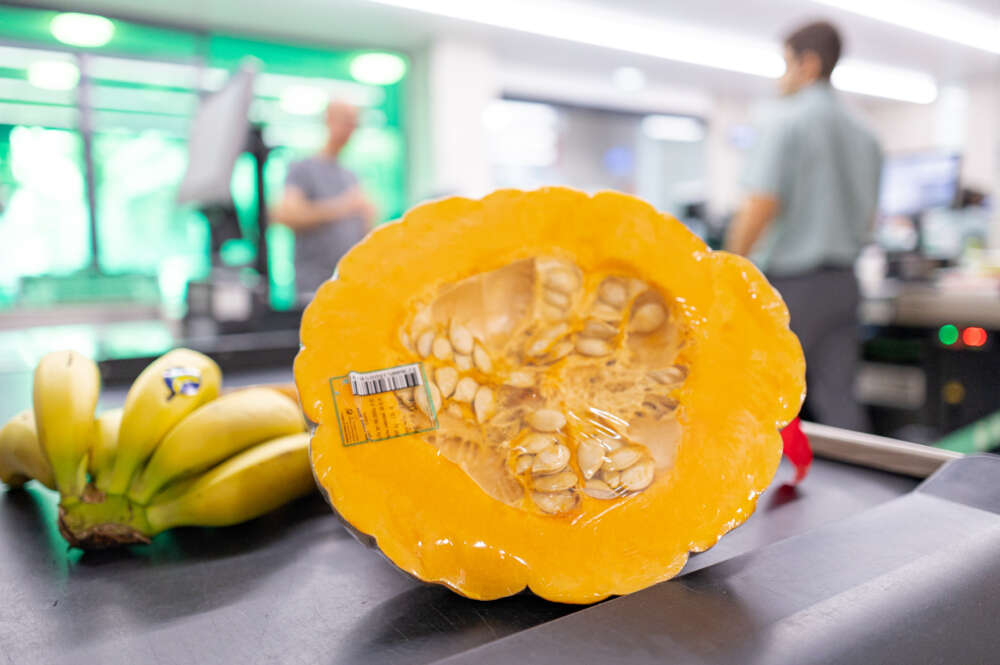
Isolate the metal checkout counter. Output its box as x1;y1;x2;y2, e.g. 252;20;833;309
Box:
3;364;1000;665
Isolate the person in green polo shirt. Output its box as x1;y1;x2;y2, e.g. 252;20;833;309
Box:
726;21;883;431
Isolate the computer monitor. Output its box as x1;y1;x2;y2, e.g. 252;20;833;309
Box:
878;152;960;218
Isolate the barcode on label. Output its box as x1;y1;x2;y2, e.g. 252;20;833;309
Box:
349;364;423;396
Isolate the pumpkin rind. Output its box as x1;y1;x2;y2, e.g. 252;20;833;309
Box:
296;187;805;603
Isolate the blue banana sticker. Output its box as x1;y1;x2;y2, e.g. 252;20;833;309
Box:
163;367;203;400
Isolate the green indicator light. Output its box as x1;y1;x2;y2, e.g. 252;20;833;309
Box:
939;324;959;345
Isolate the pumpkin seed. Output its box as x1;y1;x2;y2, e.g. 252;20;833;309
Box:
473;386;496;423
515;454;534;474
583;478;617;499
533;470;577;492
581;319;617;339
590;303;622;321
454;377;478;403
598;279;627;308
601;468;621;487
607;446;643;471
473;343;493;373
432;335;453;360
533;444;570;473
544;289;570;308
416;330;434;357
528;323;570;356
454;354;473;371
435;366;458;398
400;330;412;352
576;439;605;479
576;337;611;357
520;432;557;453
448;320;474;355
396;387;415;409
506;370;535;388
445;403;464;418
415;381;441;419
596;436;624;452
620;458;654;492
629;303;667;334
649;365;687;385
532;490;578;515
627;278;648;299
528;409;566;432
549;340;574;361
545;269;578;294
541;305;567;320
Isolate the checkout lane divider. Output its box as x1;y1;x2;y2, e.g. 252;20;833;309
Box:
802;421;961;479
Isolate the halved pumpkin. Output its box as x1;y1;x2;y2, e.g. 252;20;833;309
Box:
296;187;804;603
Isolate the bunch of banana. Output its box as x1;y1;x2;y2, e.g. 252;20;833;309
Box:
0;348;316;548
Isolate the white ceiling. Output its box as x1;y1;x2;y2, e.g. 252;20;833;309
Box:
21;0;1000;100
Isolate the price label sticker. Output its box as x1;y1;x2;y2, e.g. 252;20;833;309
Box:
330;363;438;446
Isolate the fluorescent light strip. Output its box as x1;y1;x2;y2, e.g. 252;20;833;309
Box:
369;0;938;103
88;55;206;89
0;77;75;106
0;45;73;69
90;85;198;115
0;101;78;129
372;0;784;77
834;59;938;104
812;0;1000;55
255;72;384;107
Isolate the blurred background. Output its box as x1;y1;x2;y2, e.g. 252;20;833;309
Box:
0;0;998;449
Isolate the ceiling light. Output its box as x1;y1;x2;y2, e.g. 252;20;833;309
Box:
349;52;407;85
368;0;937;104
278;85;328;115
612;66;646;92
641;115;705;142
368;0;784;78
833;59;938;104
811;0;1000;55
50;13;115;48
27;61;80;91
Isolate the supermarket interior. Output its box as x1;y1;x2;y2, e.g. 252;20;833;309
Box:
2;1;1000;662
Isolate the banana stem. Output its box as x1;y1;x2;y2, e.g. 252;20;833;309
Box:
58;491;156;548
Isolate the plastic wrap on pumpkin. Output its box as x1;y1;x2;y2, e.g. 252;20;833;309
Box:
296;187;805;603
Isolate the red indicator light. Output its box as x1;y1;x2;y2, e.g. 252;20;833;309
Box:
962;327;987;347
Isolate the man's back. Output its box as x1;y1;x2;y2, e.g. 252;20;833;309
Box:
744;83;883;276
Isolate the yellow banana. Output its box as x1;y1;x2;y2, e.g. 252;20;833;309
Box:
127;388;305;504
104;348;221;494
145;432;314;532
88;408;123;485
33;350;100;496
0;410;55;490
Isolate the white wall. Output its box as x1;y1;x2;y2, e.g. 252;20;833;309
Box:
863;77;1000;194
426;39;499;199
704;94;755;218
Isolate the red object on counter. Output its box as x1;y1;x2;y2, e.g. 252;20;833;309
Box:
781;417;812;485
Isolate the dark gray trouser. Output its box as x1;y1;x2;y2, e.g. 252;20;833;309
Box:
767;267;870;433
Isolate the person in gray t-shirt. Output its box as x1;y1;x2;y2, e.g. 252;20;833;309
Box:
273;101;376;300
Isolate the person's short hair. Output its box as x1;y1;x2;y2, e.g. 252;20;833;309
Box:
785;21;842;79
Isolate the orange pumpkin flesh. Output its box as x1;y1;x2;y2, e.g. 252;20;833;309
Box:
296;188;805;603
